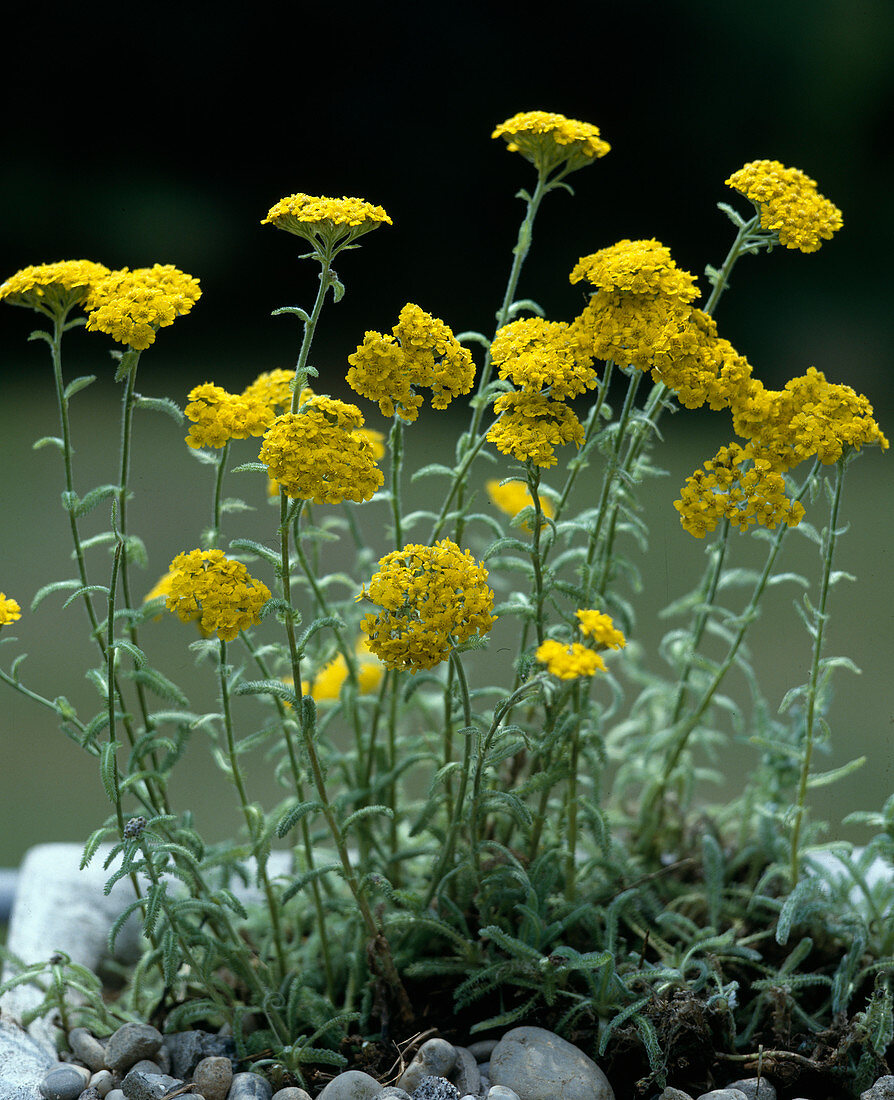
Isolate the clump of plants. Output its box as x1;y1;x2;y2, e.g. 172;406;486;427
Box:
1;111;891;1097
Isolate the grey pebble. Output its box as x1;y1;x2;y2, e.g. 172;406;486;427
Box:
450;1047;479;1098
127;1061;163;1076
228;1071;273;1100
105;1092;125;1100
397;1040;457;1095
489;1026;615;1100
105;1023;164;1074
725;1079;776;1100
658;1089;694;1100
376;1088;412;1099
193;1055;233;1100
39;1064;90;1100
315;1069;382;1099
68;1028;107;1073
270;1090;312;1100
163;1030;236;1079
411;1077;459;1100
695;1091;747;1100
466;1040;498;1063
120;1070;183;1100
863;1078;894;1100
88;1070;115;1097
486;1088;521;1100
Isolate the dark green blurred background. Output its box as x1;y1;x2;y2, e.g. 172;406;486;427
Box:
1;0;892;869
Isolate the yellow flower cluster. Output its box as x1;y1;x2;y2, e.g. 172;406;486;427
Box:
358;539;496;672
0;593;22;627
486;316;598;468
165;549;271;642
259;396;384;504
570;240;700;302
0;260;110;314
492;111;610;175
536;607;626;679
490;317;598;399
576;609;627;650
726;160;843;253
487;392;585;468
486;479;555;529
261;193;392;252
731;367;889;472
84;264;201;350
347;303;475;421
674;443;807;538
185;370;303;449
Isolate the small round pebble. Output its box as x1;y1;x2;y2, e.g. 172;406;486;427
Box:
725;1080;776;1100
411;1077;459;1100
193;1055;233;1100
120;1069;183;1100
314;1069;382;1099
489;1026;615;1100
88;1070;115;1098
486;1088;521;1100
40;1064;90;1100
270;1090;312;1100
227;1072;273;1100
695;1091;747;1100
377;1088;412;1099
105;1023;164;1074
397;1039;457;1094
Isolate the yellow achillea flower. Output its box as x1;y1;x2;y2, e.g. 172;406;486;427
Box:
536;639;606;680
358;539;496;672
0;260;110;315
0;593;22;627
726;160;843;253
570;239;700;303
84;264;201;350
242;369;301;420
261;193;392;253
165;549;271;642
576;609;626;650
487;479;555;528
347;303;476;422
492;111;610;175
490;317;598;400
184;384;257;448
674;443;806;539
487;391;584;468
259;396;384;504
730;368;888;473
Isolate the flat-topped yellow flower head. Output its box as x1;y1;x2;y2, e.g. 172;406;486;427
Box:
84;264;201;350
493;110;610;176
1;260;110;317
726;160;842;253
262;193;392;256
0;593;21;628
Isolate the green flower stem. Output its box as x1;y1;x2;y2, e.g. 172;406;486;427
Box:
388;417;405;549
425;649;474;908
525;463;548;646
639;463;819;851
218;638;289;982
789;454;848;884
550;359;616;526
703;213;761;316
115;356;168;814
580;367;643;605
239;632;336;1001
47;312;104;642
288;263;336;414
279;496;412;1018
428;429;493;545
564;681;584;903
209;441;230;548
106;539;127;837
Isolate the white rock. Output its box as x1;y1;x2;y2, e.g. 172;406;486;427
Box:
489;1026;615;1100
314;1070;382;1099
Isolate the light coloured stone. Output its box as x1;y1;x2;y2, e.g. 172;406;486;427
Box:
450;1047;479;1098
192;1055;232;1100
0;1017;54;1100
397;1039;457;1094
658;1089;694;1100
486;1087;521;1100
489;1026;615;1100
119;1069;183;1100
725;1079;776;1100
861;1076;894;1100
314;1069;382;1099
106;1023;163;1075
89;1069;115;1097
694;1091;747;1100
270;1089;312;1100
68;1028;107;1073
227;1072;273;1100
